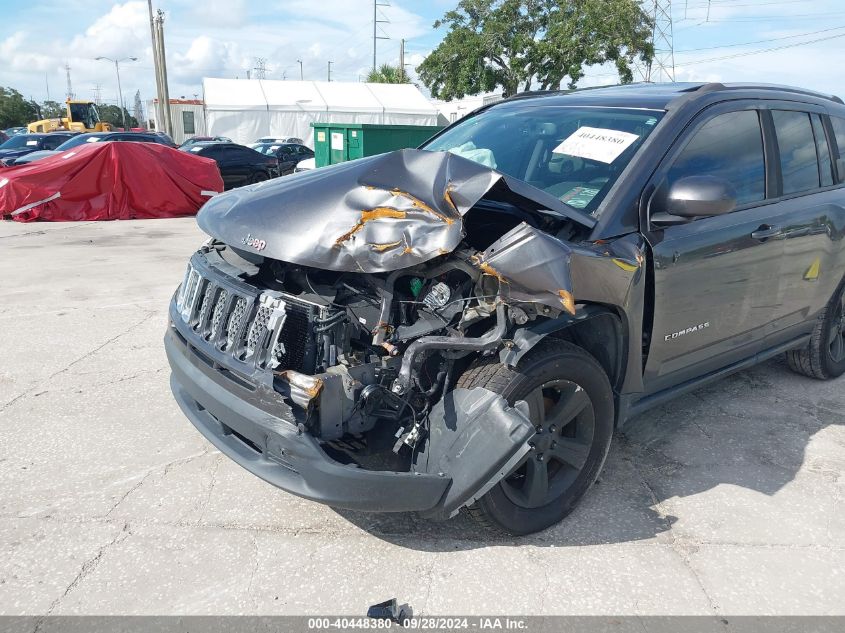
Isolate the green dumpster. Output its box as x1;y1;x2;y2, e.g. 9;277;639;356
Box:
312;123;443;168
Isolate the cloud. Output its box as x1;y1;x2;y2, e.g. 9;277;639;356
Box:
185;0;248;28
67;1;149;61
171;36;247;83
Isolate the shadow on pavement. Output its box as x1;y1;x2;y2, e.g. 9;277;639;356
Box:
334;356;845;550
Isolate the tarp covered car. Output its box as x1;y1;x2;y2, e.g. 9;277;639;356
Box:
0;142;223;222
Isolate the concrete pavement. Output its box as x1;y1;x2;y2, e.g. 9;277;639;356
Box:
1;218;843;616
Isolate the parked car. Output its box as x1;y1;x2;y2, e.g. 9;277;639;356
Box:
179;136;233;149
185;142;279;189
251;136;303;146
166;83;845;535
0;133;77;166
293;156;315;173
10;131;176;165
3;127;27;137
252;142;314;175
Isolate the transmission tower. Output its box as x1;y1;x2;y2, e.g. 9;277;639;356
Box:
645;0;675;83
253;58;268;80
92;84;103;104
65;63;75;100
372;0;390;71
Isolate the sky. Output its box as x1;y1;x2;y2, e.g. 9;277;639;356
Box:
1;0;844;116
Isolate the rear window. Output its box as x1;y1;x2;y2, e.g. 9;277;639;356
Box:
772;110;820;195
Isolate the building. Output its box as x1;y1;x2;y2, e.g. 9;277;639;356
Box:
432;92;504;125
146;99;206;144
202;78;440;146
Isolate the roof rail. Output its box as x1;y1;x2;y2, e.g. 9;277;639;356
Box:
501;89;564;102
721;83;844;105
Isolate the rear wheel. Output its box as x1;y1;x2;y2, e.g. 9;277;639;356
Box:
786;279;845;379
457;340;614;535
250;171;269;184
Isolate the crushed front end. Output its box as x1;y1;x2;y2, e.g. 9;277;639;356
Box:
165;149;639;519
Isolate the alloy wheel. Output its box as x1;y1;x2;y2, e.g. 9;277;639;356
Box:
501;380;596;509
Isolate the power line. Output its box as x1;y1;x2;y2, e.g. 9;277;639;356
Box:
675;24;845;52
676;30;845;66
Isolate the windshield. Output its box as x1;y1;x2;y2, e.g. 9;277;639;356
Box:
68;102;99;128
0;135;38;149
55;135;104;150
423;105;663;215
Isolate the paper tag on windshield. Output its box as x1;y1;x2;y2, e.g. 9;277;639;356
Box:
26;140;38;146
553;127;639;164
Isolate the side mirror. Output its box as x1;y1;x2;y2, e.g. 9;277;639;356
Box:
663;175;737;218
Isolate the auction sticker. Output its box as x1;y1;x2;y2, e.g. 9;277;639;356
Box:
553;126;639;163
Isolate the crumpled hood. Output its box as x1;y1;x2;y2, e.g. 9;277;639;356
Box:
197;148;595;273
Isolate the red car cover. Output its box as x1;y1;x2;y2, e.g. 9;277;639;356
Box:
0;141;224;222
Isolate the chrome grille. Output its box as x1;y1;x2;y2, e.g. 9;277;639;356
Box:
176;260;329;372
246;305;273;356
210;289;229;340
225;296;248;350
196;283;215;332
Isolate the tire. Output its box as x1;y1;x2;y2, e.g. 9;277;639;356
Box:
786;279;845;380
250;171;269;184
457;339;614;535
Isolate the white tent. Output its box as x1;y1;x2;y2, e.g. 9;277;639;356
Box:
203;78;439;146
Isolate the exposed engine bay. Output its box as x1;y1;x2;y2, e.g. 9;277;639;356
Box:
172;149;644;518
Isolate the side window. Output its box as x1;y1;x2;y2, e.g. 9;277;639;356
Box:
811;115;834;187
772;110;819;195
830;116;845;183
666;110;765;206
42;136;63;150
831;116;845;157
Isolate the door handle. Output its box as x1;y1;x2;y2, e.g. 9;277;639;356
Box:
751;224;783;240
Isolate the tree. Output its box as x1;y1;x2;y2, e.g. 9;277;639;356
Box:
366;63;411;84
0;87;39;129
97;104;139;129
40;100;65;119
417;0;654;100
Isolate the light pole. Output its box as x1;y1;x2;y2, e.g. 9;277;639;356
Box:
296;59;303;80
95;56;137;130
327;61;333;82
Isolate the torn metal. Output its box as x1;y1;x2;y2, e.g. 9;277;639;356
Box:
172;146;649;519
415;387;535;520
197;148;595;273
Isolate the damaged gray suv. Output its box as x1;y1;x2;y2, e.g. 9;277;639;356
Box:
166;83;845;535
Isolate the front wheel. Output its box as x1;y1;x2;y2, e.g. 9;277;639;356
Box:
456;340;614;535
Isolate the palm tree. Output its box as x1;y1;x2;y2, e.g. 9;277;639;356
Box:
365;64;410;84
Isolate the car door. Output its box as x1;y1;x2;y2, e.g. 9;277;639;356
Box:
761;107;845;346
200;146;235;188
276;146;297;174
213;146;244;187
642;104;788;394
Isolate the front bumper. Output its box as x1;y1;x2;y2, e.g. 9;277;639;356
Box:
165;323;451;513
